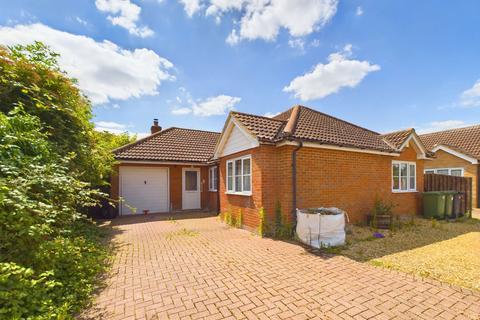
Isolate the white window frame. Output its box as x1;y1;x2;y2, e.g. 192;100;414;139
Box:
392;161;417;193
424;168;464;177
209;166;218;192
226;155;252;196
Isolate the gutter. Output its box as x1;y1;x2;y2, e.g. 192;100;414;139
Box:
291;140;303;224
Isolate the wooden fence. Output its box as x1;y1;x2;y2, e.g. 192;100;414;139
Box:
424;173;473;215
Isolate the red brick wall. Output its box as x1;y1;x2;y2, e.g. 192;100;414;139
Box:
111;163;218;214
219;142;424;229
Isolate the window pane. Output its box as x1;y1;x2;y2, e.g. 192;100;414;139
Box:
213;168;218;187
437;169;449;175
409;164;415;176
410;177;415;189
227;162;233;191
451;169;462;177
185;171;197;191
393;176;400;190
392;163;399;176
400;163;408;177
243;158;251;175
401;177;408;190
235;176;242;191
243;175;251;192
425;170;434;174
234;160;242;192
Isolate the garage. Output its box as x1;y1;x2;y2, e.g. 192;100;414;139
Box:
119;166;169;215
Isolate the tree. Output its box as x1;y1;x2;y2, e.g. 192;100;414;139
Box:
0;42;133;186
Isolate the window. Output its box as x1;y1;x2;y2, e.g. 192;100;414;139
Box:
392;161;416;192
424;168;464;177
185;170;198;191
226;155;252;195
209;167;218;191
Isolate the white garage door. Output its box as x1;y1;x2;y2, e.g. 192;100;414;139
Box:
119;166;169;215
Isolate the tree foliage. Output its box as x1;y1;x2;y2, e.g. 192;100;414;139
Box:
0;42;134;186
0;43;131;318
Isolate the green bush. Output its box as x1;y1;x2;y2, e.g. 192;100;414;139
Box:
0;43;114;318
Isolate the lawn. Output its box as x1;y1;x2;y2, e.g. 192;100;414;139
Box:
337;217;480;291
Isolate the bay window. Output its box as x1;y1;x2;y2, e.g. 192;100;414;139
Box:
392;161;416;192
226;155;252;195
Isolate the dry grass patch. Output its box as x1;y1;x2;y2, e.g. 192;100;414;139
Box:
339;217;480;291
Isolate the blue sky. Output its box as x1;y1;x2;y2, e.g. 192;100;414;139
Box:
1;0;479;137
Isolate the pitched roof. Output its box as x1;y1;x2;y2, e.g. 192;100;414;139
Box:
232;105;398;153
114;127;220;162
419;125;480;160
231;111;285;142
380;129;414;149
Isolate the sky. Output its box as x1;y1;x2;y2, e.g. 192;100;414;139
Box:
0;0;479;138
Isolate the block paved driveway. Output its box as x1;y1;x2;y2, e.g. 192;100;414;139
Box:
84;212;480;320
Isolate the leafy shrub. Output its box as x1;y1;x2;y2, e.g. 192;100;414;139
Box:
0;263;61;319
0;43;113;319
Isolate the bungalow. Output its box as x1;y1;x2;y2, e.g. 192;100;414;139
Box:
111;120;220;215
111;106;431;230
419;125;480;209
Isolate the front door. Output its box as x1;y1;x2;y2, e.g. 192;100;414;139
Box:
182;168;201;210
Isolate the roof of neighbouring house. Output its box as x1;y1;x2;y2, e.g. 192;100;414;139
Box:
114;127;220;162
419;125;480;160
231;105;399;153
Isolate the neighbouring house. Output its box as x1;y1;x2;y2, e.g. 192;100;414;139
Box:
111;119;220;215
419;125;480;209
110;106;432;231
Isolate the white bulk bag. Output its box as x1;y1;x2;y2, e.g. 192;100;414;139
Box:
296;208;346;248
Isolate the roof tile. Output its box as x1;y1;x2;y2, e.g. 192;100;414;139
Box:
419;125;480;159
114;127;220;162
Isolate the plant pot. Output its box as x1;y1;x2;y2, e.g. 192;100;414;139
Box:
367;214;392;229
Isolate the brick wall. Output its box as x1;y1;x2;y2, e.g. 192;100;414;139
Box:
219;142;425;230
424;150;478;208
111;163;217;214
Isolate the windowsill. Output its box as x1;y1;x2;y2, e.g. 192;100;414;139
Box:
225;191;252;197
392;190;418;193
209;189;218;192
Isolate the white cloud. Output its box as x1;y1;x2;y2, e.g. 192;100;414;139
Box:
203;0;338;44
416;120;471;134
264;111;280;118
171;107;193;115
171;91;241;117
95;0;153;37
226;29;240;45
75;17;88;26
310;39;320;47
460;80;480;107
94;121;148;138
356;6;363;16
179;0;202;17
94;121;128;134
283;44;380;101
192;95;241;116
0;23;174;105
288;38;305;52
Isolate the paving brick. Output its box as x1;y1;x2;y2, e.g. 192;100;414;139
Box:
82;213;480;320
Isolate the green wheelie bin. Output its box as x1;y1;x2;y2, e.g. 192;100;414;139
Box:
443;191;456;219
423;192;447;219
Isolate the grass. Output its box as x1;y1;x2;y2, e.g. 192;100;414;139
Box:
336;217;480;291
165;228;199;240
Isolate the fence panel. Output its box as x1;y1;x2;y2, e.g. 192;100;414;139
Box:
424;173;473;214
